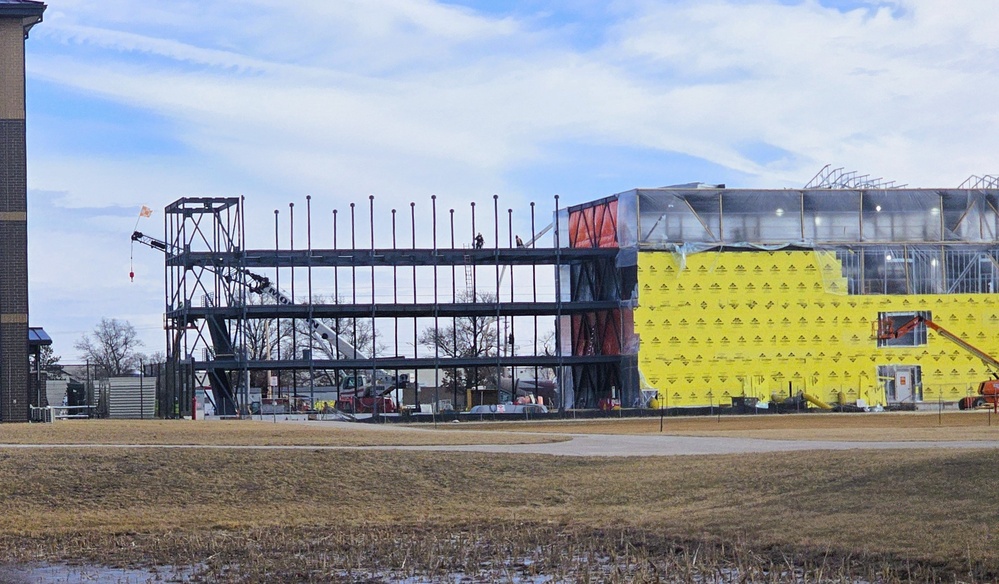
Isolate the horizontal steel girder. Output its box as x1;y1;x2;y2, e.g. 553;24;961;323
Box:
192;354;621;371
166;247;617;269
168;300;619;320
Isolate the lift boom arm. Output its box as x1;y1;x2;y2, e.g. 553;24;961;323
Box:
877;315;999;375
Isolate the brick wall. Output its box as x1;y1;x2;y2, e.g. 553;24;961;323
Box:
0;18;29;422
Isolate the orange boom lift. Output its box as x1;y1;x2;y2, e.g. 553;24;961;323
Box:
876;315;999;410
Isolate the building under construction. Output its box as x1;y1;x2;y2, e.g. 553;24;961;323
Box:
149;169;999;415
565;169;999;410
147;195;622;416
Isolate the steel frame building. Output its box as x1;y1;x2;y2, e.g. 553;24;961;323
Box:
150;171;999;414
157;195;624;415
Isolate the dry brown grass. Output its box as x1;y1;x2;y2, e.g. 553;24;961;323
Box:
455;410;999;441
0;446;996;581
0;419;564;446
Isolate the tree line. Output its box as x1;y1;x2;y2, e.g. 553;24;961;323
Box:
67;291;554;387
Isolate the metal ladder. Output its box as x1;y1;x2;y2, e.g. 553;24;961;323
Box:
463;245;474;297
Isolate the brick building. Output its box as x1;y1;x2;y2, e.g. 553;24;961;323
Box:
0;0;44;422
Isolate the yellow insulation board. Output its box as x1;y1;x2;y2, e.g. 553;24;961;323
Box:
636;250;999;407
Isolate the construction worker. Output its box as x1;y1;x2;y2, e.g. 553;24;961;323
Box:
474;232;484;249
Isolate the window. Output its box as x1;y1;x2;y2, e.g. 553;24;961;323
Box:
876;311;929;348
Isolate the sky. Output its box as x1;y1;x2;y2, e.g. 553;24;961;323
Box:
22;0;999;362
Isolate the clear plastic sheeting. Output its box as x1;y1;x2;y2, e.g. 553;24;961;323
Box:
942;191;999;242
617;187;999;297
861;191;941;242
555;207;570;248
804;190;860;242
626;188;999;247
615;191;639;249
834;244;998;295
636;243;999;297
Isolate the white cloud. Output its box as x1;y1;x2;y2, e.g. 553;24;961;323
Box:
22;0;999;359
602;0;999;185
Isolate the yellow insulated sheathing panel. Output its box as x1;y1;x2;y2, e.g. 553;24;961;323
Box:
636;250;998;407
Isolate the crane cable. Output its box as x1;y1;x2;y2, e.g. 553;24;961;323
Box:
131;205;153;282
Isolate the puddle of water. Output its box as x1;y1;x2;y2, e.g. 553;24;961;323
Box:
0;562;196;583
0;560;876;583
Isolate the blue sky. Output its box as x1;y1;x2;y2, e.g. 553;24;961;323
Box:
22;0;999;361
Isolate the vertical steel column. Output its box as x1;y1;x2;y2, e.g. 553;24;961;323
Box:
273;209;281;399
239;197;249;413
332;209;340;403
531;202;538;386
307;195;314;406
350;203;358;393
411;202;418;408
494;195;501;394
449;208;458;407
470;202;477;301
470;201;478;393
163;200;171;363
391;207;399;408
290;202;297;401
432;195;440;411
554;195;564;413
508;208;514;369
369;195;377;419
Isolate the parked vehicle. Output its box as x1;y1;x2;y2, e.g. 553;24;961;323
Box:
468;403;548;415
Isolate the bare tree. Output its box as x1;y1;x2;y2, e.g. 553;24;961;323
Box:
239;295;281;390
285;294;386;387
537;329;558;381
295;309;384;360
418;292;499;389
75;318;144;377
237;293;387;391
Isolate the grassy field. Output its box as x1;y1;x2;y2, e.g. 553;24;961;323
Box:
0;419;565;446
0;447;995;581
0;417;997;582
454;410;999;442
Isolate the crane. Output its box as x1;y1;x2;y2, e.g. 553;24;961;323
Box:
131;231;402;412
876;315;999;410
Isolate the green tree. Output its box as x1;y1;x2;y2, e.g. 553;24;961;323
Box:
36;345;62;374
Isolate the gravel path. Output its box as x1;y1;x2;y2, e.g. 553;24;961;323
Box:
3;431;999;456
382;433;999;456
